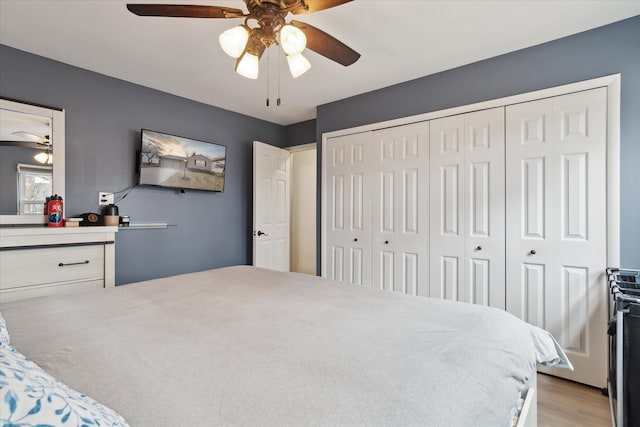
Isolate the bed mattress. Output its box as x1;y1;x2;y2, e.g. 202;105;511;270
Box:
0;266;568;426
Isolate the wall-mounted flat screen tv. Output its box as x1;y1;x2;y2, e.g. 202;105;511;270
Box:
138;129;226;192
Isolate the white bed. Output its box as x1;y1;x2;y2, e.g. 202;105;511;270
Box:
0;266;570;426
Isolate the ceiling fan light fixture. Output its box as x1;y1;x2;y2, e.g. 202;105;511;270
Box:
280;24;306;55
126;1;361;97
236;52;260;79
219;25;249;58
287;52;311;78
34;150;53;165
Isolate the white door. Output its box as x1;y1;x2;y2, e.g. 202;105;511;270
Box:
464;108;505;308
505;88;608;387
429;114;465;302
429;108;505;308
324;132;372;286
253;141;290;271
370;122;430;296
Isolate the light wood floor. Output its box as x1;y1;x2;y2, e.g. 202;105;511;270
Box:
538;373;612;427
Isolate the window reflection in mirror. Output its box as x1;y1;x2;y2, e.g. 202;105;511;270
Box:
17;164;52;214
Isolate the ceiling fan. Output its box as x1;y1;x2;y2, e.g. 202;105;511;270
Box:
0;132;53;164
126;0;360;80
0;131;50;149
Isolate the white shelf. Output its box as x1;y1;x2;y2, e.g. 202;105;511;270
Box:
119;223;174;230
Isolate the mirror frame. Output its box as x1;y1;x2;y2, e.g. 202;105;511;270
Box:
0;97;65;225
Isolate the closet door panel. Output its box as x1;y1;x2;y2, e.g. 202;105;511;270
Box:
506;88;608;387
464;107;505;309
506;98;554;321
440;255;460;300
469;258;490;306
521;262;546;328
325;132;372;286
429;115;465;301
371;122;429;296
430;109;505;307
441;165;460;235
546;88;607;387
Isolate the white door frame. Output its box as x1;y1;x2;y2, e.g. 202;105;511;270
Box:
287;142;316;153
321;74;620;278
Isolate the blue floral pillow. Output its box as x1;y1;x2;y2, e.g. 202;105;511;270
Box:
0;312;9;347
0;345;129;426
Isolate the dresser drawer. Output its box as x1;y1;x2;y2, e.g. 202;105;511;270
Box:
0;245;105;290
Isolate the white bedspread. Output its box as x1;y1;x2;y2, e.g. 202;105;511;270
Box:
1;266;568;426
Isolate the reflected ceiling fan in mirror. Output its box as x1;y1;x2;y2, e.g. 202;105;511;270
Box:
0;132;52;164
33;147;53;165
11;131;50;146
126;0;360;82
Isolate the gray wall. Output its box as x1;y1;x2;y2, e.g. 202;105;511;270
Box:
0;45;286;285
316;15;640;270
284;119;316;147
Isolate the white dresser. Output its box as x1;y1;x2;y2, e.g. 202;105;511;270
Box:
0;226;117;302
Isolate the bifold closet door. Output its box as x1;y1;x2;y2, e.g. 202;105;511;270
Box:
505;87;607;387
370;122;429;296
325;132;372;286
429;108;505;308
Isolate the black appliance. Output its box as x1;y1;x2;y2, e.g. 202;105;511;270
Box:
607;268;640;427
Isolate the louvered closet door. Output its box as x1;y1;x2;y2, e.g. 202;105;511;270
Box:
506;88;607;387
325;132;372;286
371;122;429;296
429;108;505;308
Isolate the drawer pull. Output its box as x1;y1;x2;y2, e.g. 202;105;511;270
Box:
59;260;90;267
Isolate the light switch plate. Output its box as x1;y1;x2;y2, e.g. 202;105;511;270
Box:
99;192;114;206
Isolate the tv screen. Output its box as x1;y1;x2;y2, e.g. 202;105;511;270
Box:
138;129;226;192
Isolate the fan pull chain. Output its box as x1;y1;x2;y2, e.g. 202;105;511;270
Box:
266;48;270;107
277;48;281;106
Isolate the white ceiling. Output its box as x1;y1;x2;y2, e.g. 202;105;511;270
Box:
1;1;639;125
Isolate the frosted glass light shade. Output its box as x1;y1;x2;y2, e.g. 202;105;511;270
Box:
280;24;306;55
236;52;259;79
34;151;53;165
219;25;249;58
287;53;311;78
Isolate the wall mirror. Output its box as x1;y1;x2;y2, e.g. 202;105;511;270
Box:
0;98;65;225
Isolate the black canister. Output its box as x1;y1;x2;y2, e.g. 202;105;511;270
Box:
103;204;119;216
103;204;119;227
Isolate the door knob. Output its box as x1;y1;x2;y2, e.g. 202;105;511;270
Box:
529;249;536;255
475;246;482;251
255;230;268;237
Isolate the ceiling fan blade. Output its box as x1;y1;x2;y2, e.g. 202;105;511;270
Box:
126;4;245;19
291;0;352;14
0;141;48;149
291;20;360;66
12;131;49;143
